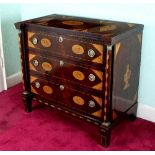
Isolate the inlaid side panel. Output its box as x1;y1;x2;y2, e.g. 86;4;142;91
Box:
30;76;103;119
112;33;142;120
28;53;104;91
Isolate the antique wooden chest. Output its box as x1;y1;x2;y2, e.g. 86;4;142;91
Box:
15;14;144;147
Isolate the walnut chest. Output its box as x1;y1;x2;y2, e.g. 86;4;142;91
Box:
15;14;144;147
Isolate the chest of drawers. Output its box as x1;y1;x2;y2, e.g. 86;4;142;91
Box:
15;14;144;147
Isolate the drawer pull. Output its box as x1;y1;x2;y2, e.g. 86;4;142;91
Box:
60;60;64;66
88;100;95;108
59;36;63;43
88;74;96;81
88;49;95;58
35;81;40;88
33;59;39;67
32;37;38;45
59;85;64;91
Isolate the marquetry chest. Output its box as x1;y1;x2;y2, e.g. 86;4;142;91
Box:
15;14;144;147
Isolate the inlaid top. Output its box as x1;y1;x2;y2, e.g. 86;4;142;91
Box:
15;14;144;45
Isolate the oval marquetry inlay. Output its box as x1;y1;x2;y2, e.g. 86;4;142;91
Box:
73;96;85;105
62;20;84;26
42;62;52;72
100;25;116;32
41;38;51;47
72;45;84;55
128;23;135;27
43;85;53;94
72;70;85;81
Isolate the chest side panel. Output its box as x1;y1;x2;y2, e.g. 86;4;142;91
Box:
111;32;142;120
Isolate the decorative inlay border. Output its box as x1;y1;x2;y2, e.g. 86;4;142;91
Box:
33;97;100;126
18;34;25;90
104;46;112;122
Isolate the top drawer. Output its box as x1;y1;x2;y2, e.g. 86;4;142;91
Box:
27;31;104;65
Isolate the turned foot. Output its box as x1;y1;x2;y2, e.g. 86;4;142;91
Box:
100;126;110;147
22;91;32;112
128;113;137;121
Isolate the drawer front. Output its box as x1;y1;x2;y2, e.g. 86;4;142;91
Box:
27;31;104;64
29;53;104;91
30;75;103;119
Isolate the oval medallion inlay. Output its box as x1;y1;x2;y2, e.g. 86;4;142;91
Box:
43;85;53;94
62;20;84;26
73;96;85;105
41;38;51;47
72;70;85;81
100;25;116;32
42;62;52;72
72;45;84;55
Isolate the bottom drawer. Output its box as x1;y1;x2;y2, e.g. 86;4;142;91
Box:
30;75;103;119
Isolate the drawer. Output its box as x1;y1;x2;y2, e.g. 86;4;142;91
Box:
27;31;104;64
29;53;104;91
30;75;103;119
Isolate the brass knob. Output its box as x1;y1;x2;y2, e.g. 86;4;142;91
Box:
60;60;64;67
33;59;39;66
88;49;95;58
88;74;96;81
88;100;95;108
35;81;40;88
32;37;38;45
59;36;63;43
60;85;64;90
17;29;21;34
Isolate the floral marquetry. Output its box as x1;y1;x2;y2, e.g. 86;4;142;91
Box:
123;64;131;90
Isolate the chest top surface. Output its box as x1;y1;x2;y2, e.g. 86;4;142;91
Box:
15;14;144;45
